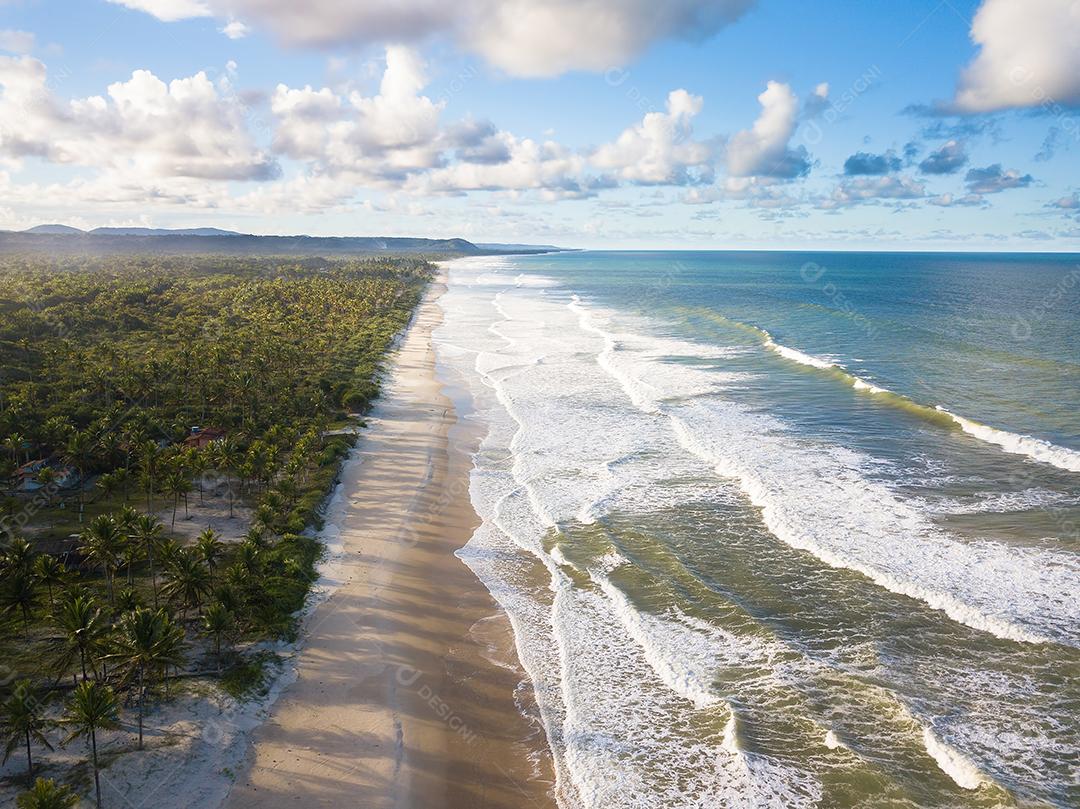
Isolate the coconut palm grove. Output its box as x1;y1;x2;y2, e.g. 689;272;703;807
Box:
0;255;431;805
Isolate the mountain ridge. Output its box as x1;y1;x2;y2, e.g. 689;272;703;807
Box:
4;228;567;256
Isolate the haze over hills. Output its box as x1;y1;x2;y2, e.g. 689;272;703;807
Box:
5;226;568;256
88;226;244;237
477;242;566;252
25;224;244;236
23;224;86;235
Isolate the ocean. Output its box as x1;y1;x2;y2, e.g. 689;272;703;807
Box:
432;251;1080;809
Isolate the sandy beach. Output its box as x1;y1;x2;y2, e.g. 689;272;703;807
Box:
224;279;556;809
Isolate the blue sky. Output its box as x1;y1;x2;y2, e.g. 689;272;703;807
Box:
0;0;1078;249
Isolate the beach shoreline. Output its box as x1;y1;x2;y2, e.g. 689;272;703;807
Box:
223;277;557;809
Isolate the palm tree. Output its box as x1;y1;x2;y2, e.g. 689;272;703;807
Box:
156;536;182;567
162;549;210;617
211;438;240;518
212;582;241;617
79;515;125;606
115;587;142;612
0;497;21;534
201;602;233;666
163;470;191;527
243;525;268;549
95;473;117;503
234;541;261;575
107;608;185;748
1;680;54;785
115;506;141;585
4;433;26;466
1;569;40;638
62;432;94;513
136;441;160;512
53;594;108;681
194;529;224;580
15;777;80;809
33;468;56;505
32;555;65;610
115;506;139;535
41;418;74;451
187;448;208;503
130;514;163;607
111;467;131;504
2;536;35;575
62;681;119;809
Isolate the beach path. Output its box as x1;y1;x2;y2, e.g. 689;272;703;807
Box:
224;281;555;809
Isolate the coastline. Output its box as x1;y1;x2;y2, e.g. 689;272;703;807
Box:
223;277;556;808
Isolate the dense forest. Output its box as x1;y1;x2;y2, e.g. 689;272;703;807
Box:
0;254;432;806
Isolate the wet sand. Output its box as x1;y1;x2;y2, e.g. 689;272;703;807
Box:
225;280;556;809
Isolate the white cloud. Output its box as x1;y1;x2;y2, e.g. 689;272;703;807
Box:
0;45;886;223
929;192;985;207
0;55;277;180
107;0;212;22
819;175;925;208
271;45;596;197
461;0;754;77
0;29;35;54
918;140;968;175
953;0;1080;112
270;46;444;181
408;135;591;198
964;164;1033;194
591;89;713;185
110;0;756;77
1048;192;1080;210
220;20;250;39
726;81;811;179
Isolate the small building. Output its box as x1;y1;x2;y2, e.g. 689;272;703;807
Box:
14;458;49;491
14;458;80;492
183;426;226;450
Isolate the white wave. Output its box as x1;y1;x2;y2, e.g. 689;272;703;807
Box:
514;273;560;288
922;727;986;790
722;712;741;753
929;487;1079;516
764;331;1080;475
593;577;722;709
764;332;900;398
572;298;1080;647
824;730;844;750
438;272;828;808
938;408;1080;474
763;334;839;370
435;261;1076;807
669;413;1078;645
851;377;888;395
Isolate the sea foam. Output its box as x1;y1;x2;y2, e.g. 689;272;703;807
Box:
571;297;1080;647
434;259;1076;808
762;330;1080;474
922;727;986;790
938;408;1080;473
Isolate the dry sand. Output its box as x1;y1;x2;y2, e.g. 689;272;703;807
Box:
224;281;556;809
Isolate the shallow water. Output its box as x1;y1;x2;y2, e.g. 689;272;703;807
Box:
433;252;1080;809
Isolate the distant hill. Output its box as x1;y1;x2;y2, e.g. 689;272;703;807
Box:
477;242;566;253
2;231;486;257
89;227;244;237
7;226;570;257
25;224;85;235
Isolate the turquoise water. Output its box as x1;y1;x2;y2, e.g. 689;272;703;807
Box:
434;252;1080;809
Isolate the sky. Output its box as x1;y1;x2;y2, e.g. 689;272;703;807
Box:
0;0;1078;250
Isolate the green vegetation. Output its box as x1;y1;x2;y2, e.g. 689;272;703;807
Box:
0;254;431;803
219;651;281;701
16;777;79;809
